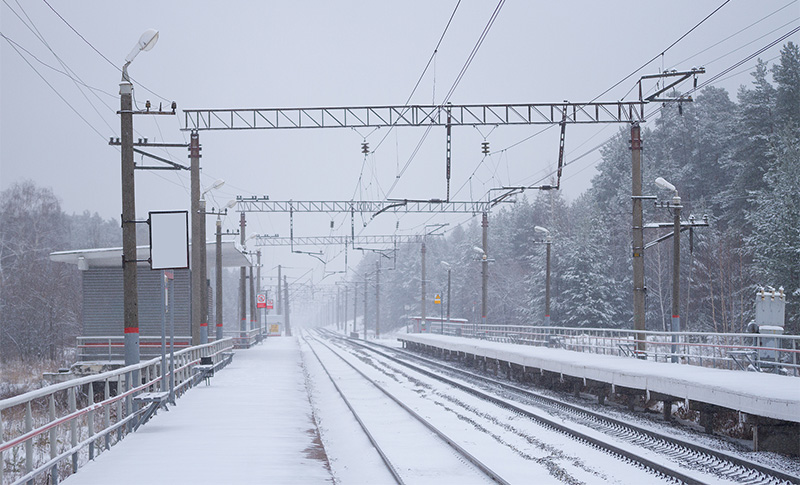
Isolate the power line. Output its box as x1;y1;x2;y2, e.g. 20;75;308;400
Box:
40;0;172;103
3;33;107;141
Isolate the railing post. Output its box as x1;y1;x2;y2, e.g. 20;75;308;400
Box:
125;370;133;432
116;375;124;442
104;379;111;451
87;383;95;461
25;401;33;485
49;394;58;484
0;408;4;485
68;386;78;473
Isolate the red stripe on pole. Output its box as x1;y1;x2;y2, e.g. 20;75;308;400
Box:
216;323;223;327
124;327;139;333
672;315;679;318
200;323;208;327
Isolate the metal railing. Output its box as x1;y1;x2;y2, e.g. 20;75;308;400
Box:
422;323;800;377
0;338;234;485
76;336;192;362
224;327;265;349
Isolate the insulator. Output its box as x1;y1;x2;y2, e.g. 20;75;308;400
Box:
481;141;490;154
361;142;369;154
145;100;151;110
330;220;335;229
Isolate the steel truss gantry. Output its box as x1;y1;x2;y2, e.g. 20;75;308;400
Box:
183;102;647;131
253;234;431;247
234;197;497;215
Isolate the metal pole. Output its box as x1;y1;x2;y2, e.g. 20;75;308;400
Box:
168;273;175;404
631;123;646;355
421;241;426;333
364;275;368;338
481;212;489;327
239;213;247;340
671;196;682;363
120;76;139;368
283;275;292;336
190;131;202;346
160;271;166;393
440;290;444;334
199;198;209;344
344;286;349;334
375;260;380;339
215;216;223;340
336;287;341;331
545;239;551;326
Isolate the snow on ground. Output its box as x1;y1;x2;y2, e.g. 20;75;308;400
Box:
65;337;332;484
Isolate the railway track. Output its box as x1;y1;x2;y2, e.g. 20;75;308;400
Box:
320;330;799;485
303;332;506;484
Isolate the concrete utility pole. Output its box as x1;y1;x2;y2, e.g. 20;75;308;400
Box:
421;240;426;332
353;281;358;336
283;276;292;336
336;287;341;331
375;260;380;339
545;239;551;326
239;212;247;338
344;286;349;334
120;72;139;367
256;250;262;333
672;197;682;359
249;264;256;330
481;212;489;326
631;123;646;354
199;196;209;344
215;216;223;340
276;265;282;316
364;275;368;339
189;131;204;346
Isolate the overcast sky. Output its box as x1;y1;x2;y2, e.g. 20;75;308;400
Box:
2;0;798;284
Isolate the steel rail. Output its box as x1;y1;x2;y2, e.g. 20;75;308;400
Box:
321;330;706;484
339;333;798;485
305;332;509;484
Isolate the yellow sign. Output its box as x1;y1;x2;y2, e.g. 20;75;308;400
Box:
434;294;441;304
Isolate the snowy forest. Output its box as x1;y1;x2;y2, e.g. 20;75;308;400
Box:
1;43;798;366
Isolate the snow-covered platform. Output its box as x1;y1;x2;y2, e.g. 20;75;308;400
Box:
397;334;800;427
66;337;332;484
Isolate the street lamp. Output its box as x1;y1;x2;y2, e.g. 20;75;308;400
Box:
534;226;552;326
655;177;682;363
121;29;159;368
441;261;451;335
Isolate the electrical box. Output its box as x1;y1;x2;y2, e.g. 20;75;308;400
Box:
754;288;786;328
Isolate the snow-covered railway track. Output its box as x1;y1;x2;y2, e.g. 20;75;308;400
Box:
315;330;690;484
328;332;798;485
303;333;506;485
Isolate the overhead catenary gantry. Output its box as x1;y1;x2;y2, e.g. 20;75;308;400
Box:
182;101;646;130
234;197;497;215
182;68;704;333
253;234;434;247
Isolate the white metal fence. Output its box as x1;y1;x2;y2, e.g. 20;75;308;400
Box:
421;323;800;376
0;338;234;485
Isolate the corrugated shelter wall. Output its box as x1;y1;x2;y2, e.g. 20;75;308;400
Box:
82;267;191;337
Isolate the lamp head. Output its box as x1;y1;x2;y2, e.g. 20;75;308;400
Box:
654;177;677;193
224;199;237;210
534;226;549;235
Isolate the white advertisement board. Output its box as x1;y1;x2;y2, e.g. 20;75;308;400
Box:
149;210;189;270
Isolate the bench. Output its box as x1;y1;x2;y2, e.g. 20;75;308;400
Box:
193;356;215;385
728;350;759;371
133;391;170;430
